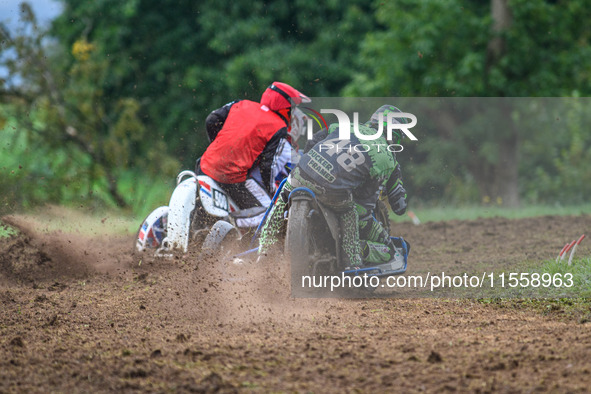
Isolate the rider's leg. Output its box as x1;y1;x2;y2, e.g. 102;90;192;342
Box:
333;202;362;268
218;178;272;228
357;204;397;265
258;179;293;255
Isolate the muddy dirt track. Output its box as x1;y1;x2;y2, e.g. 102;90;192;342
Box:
1;212;591;393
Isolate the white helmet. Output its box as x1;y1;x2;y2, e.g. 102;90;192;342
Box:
289;107;308;141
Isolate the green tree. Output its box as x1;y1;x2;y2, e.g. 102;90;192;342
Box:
3;0;383;210
50;0;380;163
0;3;179;209
346;0;591;206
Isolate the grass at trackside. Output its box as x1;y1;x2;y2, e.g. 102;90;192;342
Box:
534;257;591;298
2;205;138;236
5;202;590;237
477;296;591;324
391;202;591;312
0;221;17;238
2;202;588;239
470;256;591;296
475;257;591;323
392;203;591;223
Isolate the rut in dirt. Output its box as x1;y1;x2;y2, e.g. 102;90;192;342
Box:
0;215;132;286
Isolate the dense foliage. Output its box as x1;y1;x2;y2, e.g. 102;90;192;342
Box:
1;0;590;213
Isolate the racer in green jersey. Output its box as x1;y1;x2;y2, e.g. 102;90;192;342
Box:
259;105;409;268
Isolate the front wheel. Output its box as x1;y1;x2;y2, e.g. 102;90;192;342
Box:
133;206;169;255
285;199;334;296
286;199;313;295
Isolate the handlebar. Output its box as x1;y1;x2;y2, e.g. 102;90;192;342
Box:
176;170;198;185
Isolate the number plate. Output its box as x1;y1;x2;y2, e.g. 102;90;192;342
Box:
212;188;229;211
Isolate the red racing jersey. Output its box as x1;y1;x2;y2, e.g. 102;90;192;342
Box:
200;100;289;185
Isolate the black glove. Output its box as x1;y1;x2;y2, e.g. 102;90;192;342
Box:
388;183;407;216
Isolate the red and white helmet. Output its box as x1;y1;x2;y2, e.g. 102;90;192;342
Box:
260;81;310;111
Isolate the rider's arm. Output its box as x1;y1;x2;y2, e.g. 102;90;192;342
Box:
256;127;289;193
205;100;240;143
269;139;295;192
386;163;408;216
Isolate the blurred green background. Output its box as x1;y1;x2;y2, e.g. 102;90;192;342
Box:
1;0;590;219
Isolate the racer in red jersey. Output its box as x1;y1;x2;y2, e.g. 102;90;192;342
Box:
199;82;310;227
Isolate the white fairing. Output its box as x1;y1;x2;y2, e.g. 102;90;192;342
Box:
164;177;197;252
157;172;241;254
290;107;308;141
144;166;280;256
197;175;239;217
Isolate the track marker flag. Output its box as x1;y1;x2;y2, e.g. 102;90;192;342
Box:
407;211;421;225
556;243;570;263
559;240;577;262
567;234;585;266
557;235;585;264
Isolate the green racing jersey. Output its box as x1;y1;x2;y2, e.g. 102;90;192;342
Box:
298;123;399;208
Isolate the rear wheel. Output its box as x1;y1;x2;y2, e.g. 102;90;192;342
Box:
189;196;228;252
286;199;334;295
200;220;241;260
